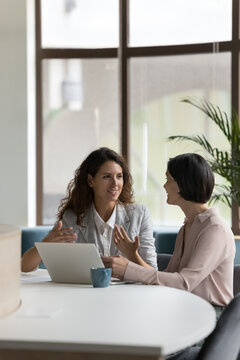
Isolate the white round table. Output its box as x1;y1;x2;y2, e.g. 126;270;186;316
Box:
0;224;21;319
0;269;216;359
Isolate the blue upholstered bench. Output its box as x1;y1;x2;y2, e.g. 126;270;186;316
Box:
235;238;240;265
21;226;52;269
20;225;179;256
153;226;180;255
21;226;52;255
21;225;240;265
153;227;240;265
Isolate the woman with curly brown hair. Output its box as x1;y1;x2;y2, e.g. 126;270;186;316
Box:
21;147;157;272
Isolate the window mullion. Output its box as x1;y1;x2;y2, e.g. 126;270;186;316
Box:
36;0;43;225
119;0;129;163
231;0;240;234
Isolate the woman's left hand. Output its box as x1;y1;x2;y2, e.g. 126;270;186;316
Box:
114;225;139;261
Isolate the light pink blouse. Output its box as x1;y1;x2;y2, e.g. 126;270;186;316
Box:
124;208;236;305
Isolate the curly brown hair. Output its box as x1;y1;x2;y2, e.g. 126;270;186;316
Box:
57;147;134;224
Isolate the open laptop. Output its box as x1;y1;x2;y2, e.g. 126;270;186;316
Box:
35;242;104;284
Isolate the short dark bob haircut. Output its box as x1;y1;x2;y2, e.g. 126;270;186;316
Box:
57;147;133;224
167;153;214;203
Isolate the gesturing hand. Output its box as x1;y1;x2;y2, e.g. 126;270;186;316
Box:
114;225;140;261
43;221;77;243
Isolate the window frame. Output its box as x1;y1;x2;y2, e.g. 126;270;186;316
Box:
35;0;240;234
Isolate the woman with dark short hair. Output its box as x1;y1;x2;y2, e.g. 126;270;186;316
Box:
103;153;236;307
21;147;157;272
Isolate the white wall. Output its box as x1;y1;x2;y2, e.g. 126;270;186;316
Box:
0;0;28;226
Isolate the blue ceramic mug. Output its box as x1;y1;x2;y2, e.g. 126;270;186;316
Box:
90;267;112;288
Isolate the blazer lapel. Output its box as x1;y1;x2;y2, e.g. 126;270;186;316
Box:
115;204;130;232
78;206;96;244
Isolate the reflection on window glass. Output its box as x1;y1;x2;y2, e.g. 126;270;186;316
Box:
42;59;119;224
41;0;119;48
129;0;232;46
130;53;231;226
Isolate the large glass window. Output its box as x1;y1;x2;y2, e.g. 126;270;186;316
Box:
41;0;119;48
129;0;232;46
42;59;119;224
130;53;231;225
37;0;239;233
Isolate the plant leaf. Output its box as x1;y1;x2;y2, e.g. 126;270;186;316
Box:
168;97;240;208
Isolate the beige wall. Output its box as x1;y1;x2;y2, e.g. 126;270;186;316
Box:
0;0;28;225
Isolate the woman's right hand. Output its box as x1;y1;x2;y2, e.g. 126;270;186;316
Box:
43;221;77;243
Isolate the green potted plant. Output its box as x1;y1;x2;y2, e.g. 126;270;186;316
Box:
167;97;240;233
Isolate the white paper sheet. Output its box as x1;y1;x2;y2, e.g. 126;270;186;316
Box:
21;269;51;283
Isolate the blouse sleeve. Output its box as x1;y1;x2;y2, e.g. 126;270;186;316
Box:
124;223;229;291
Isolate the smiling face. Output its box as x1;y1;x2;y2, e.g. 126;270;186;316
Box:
88;161;124;206
163;171;181;205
